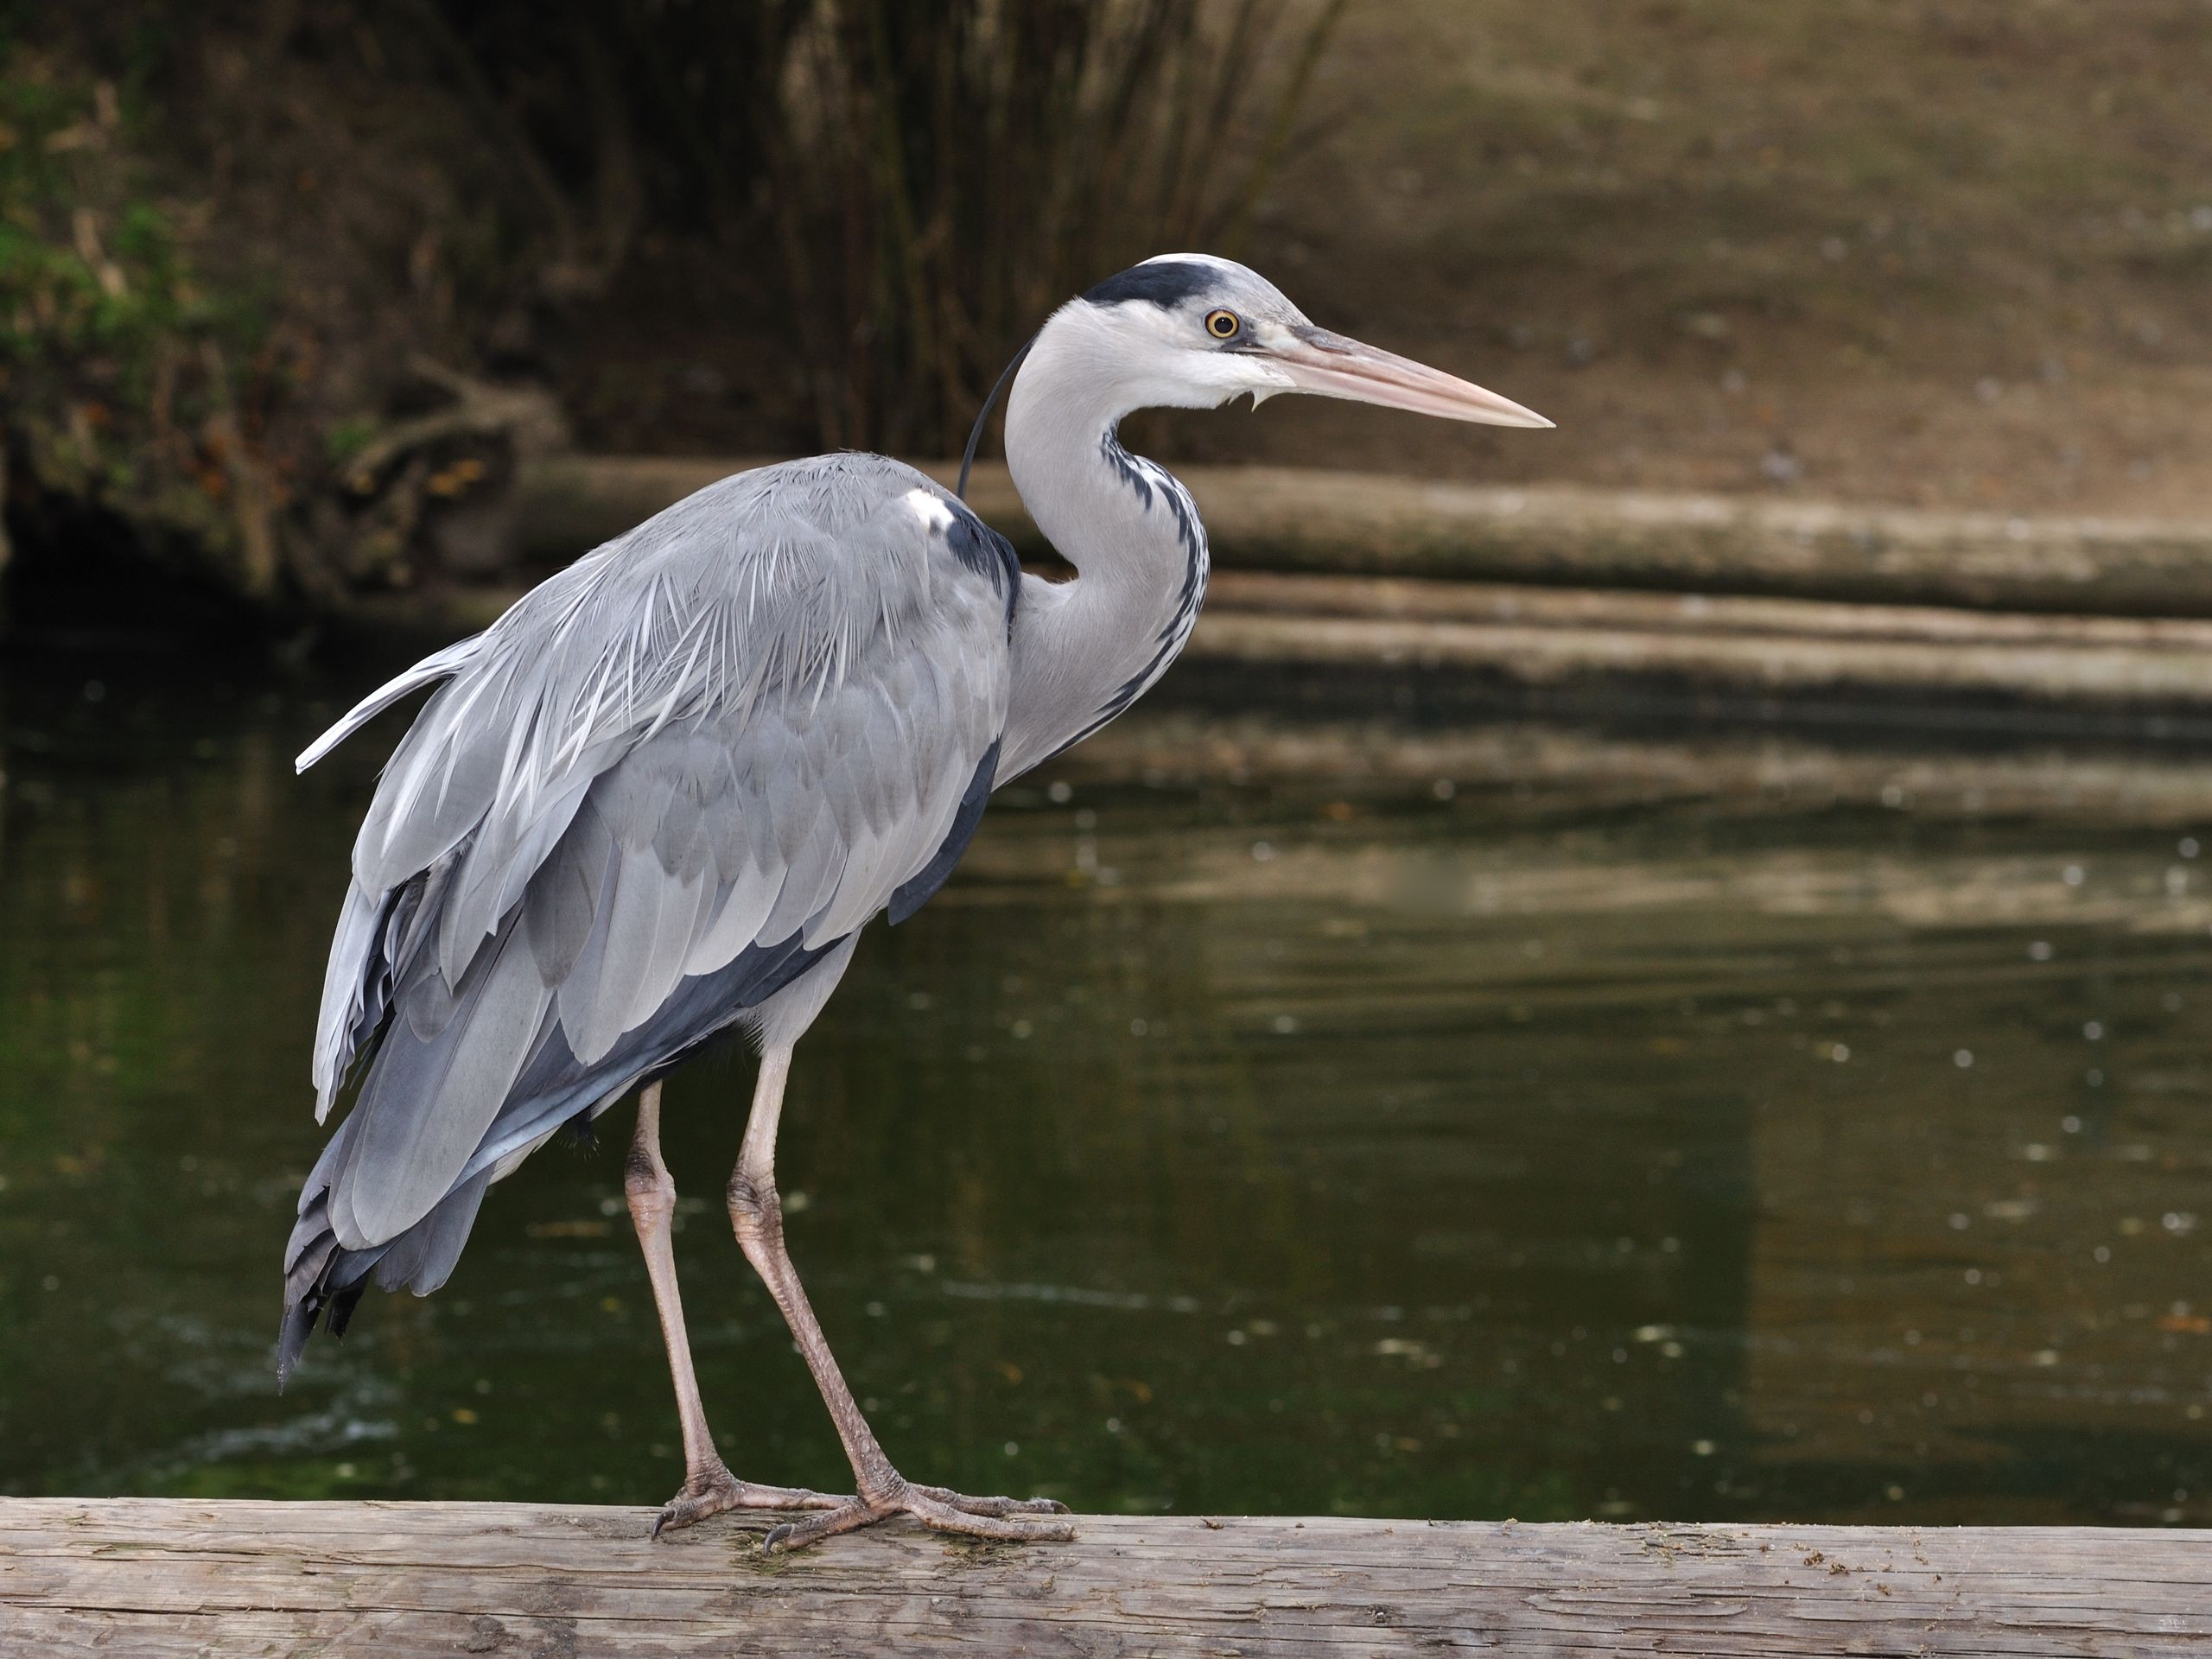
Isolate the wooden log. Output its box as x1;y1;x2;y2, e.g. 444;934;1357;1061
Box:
1191;572;2212;708
512;454;2212;617
2;1498;2207;1657
1179;470;2212;619
1205;569;2212;651
1056;707;2212;825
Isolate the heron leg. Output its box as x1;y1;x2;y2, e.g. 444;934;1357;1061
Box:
625;1080;847;1536
727;1046;1074;1554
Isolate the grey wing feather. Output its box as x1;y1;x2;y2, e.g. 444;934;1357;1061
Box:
294;634;486;772
327;922;552;1247
310;880;389;1121
369;1168;493;1294
294;456;1017;1257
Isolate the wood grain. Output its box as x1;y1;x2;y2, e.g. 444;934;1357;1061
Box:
3;1498;2208;1656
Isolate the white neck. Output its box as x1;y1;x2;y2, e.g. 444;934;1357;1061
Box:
994;306;1212;782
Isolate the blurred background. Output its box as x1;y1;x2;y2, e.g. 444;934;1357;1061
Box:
3;2;2209;1529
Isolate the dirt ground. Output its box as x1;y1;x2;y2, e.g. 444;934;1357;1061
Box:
547;3;2212;518
1120;0;2209;518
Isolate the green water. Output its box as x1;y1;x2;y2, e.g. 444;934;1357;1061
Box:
3;657;2209;1527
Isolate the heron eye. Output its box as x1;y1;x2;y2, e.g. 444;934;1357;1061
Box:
1205;308;1241;340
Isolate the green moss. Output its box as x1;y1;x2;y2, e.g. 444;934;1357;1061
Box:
322;415;379;465
3;79;182;356
0;47;270;585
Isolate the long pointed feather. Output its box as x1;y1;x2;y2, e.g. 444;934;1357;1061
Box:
296;636;483;773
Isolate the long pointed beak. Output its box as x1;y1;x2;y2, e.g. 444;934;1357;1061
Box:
1265;325;1553;429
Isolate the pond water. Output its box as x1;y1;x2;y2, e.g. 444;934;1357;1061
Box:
3;653;2209;1528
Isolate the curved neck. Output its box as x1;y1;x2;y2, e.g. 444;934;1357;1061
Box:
995;312;1211;782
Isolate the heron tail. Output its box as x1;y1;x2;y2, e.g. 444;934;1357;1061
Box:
276;1166;493;1387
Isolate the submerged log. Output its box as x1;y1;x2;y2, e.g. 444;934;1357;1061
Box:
1056;707;2212;824
1192;570;2212;708
513;454;2212;617
2;1497;2206;1657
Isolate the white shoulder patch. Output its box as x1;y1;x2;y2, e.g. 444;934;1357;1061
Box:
902;488;956;533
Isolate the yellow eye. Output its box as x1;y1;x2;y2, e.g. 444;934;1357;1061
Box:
1205;308;1241;340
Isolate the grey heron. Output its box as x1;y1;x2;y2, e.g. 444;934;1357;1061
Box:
278;253;1548;1551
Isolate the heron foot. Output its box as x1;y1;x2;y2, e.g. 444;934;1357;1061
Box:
760;1478;1074;1554
651;1458;849;1538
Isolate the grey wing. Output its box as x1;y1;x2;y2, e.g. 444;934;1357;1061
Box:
296;458;1017;1253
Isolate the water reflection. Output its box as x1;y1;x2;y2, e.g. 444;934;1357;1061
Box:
1;660;2208;1525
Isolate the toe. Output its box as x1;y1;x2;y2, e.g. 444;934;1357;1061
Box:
760;1487;1077;1552
913;1484;1071;1518
652;1496;715;1539
730;1482;852;1512
652;1479;740;1538
762;1501;881;1554
654;1463;860;1536
905;1491;1077;1542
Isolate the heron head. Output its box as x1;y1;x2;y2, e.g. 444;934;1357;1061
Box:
1065;252;1551;429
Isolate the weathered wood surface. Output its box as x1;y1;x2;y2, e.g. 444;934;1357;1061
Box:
513;454;2212;617
3;1498;2209;1657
